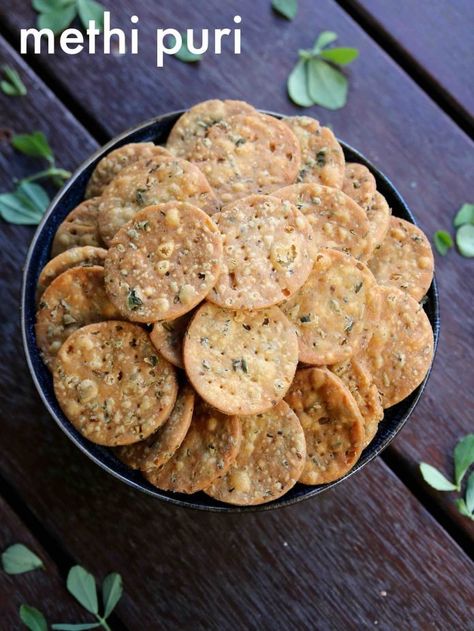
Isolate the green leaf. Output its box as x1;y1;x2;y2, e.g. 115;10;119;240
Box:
38;5;77;34
2;544;44;574
102;572;123;618
18;181;51;212
173;33;203;63
19;605;47;631
77;0;105;31
453;434;474;487
1;65;27;96
52;624;101;630
272;0;298;20
307;58;348;110
455;498;474;520
33;0;74;12
67;566;99;615
11;131;54;162
465;471;474;514
433;230;453;256
320;47;359;65
453;203;474;228
456;223;474;257
0;182;50;225
313;31;338;53
287;59;313;107
419;462;457;491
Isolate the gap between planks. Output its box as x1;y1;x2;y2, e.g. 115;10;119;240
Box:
336;0;474;138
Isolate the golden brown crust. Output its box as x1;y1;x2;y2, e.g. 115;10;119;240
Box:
144;399;242;493
275;183;373;262
150;311;194;369
104;203;223;323
35;266;121;368
281;249;380;365
360;286;434;408
183;302;299;415
284;116;345;188
285;367;364;484
208;194;313;310
205;401;306;505
366;191;391;250
368;216;434;301
342;163;376;210
51;198;104;257
53;321;178;446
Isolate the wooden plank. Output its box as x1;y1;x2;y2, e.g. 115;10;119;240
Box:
0;37;473;630
1;0;473;535
0;495;92;627
339;0;474;124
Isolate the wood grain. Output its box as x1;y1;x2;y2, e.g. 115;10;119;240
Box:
0;495;92;628
1;0;473;535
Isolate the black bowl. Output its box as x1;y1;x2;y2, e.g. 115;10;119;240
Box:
21;110;440;512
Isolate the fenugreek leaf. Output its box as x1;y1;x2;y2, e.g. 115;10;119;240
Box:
453;203;474;228
272;0;298;21
419;462;457;491
19;605;47;631
456;224;474;258
67;566;99;615
287;59;313;107
433;230;453;256
77;0;105;31
312;31;338;53
455;498;474;520
11;131;54;163
2;543;44;574
320;47;359;65
0;182;50;225
52;623;101;630
32;0;75;11
102;572;123;618
465;471;474;514
453;434;474;488
1;65;27;97
174;33;203;63
307;58;348;110
37;5;77;34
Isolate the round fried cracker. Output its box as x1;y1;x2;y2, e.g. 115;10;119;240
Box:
184;302;299;415
116;384;195;470
150;311;194;369
284;116;345;188
51;198;103;257
186;113;301;205
166;99;256;158
54;322;178;446
342;163;376;210
85;143;172;198
104;203;223;323
144;399;242;493
37;246;107;299
360;286;434;408
281;249;380;365
205;401;306;505
98;154;219;245
36;266;121;368
366;191;391;250
330;358;383;447
285;367;364;484
275;183;373;261
208;194;313;310
368;217;434;301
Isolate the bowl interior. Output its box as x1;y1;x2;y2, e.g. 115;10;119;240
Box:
21;111;440;512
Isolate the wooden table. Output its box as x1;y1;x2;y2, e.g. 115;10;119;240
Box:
0;1;473;628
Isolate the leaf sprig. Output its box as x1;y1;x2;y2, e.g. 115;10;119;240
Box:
1;65;27;97
433;203;474;258
32;0;106;35
420;434;474;520
1;543;44;574
288;31;359;110
173;33;203;63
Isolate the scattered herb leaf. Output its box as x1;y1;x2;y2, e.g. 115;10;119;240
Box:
127;288;143;311
465;471;474;515
288;31;358;110
67;566;99;615
456;223;474;258
76;0;105;31
453;203;474;228
0;181;50;225
102;572;123;618
272;0;298;20
1;543;44;574
33;0;105;35
1;65;27;97
433;230;453;256
12;131;54;163
419;462;457;491
453;434;474;488
19;605;47;631
38;5;78;34
455;497;474;520
52;624;102;630
173;33;203;63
